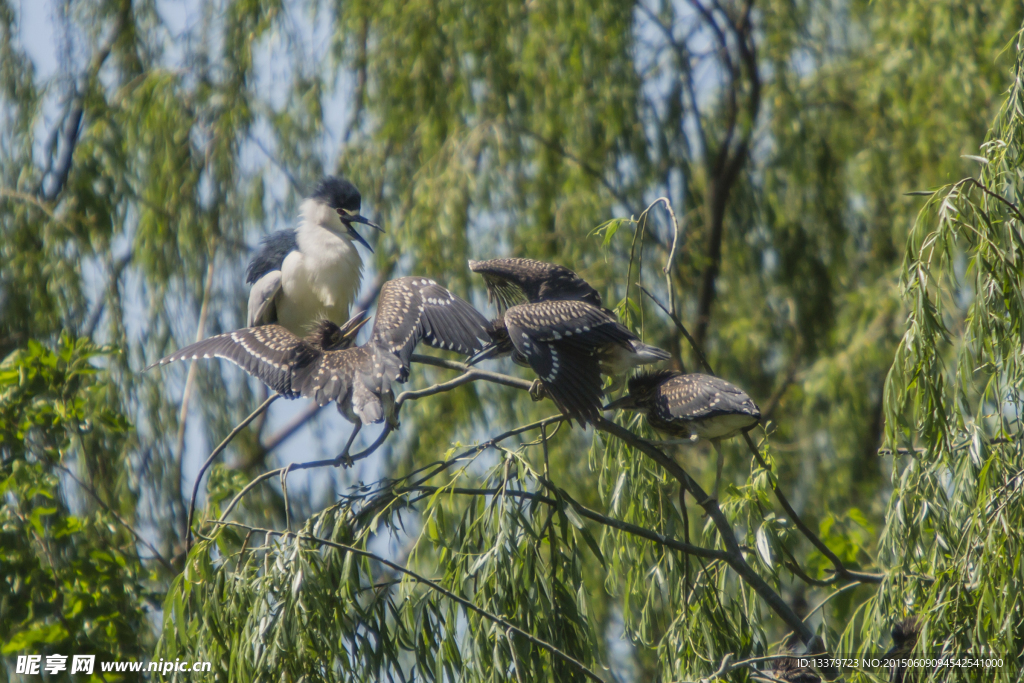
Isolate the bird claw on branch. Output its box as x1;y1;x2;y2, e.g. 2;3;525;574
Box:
529;379;546;401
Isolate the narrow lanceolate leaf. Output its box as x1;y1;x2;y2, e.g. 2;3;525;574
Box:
755;525;775;570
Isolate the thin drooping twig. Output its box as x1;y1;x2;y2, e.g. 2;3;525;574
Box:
214;521;606;683
957;176;1024;225
186;394;279;548
593;417;823;650
639;284;713;374
55;464;174;573
175;255;217;473
636;196;683;314
742;431;881;585
397;485;726;561
402;415;567;491
541;425;560;593
641;283;879;585
217;426;393;526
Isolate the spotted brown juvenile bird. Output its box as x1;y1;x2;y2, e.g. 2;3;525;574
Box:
763;655;820;683
885;616;920;683
468;257;603;312
467;258;670;426
604;370;761;499
370;276;493;383
149;277;491;462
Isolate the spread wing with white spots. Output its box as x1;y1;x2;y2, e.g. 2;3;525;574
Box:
501;300;635;425
147;325;316;398
468;257;602;313
504;300;636;350
370;276;492;381
510;332;605;426
654;373;761;423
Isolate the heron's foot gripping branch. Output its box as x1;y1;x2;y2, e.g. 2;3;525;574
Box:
529;379;546;402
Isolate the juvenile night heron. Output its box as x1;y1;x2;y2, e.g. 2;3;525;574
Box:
246;175;382;335
604;370;761;500
468;257;603;312
885;617;920;683
763;656;820;683
467;258;670;426
150;276;491;463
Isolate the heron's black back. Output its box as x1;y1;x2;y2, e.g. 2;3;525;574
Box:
246;229;298;284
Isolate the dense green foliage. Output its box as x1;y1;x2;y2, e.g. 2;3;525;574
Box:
2;0;1024;680
0;337;150;669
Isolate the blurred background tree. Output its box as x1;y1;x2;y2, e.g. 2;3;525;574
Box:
2;0;1022;680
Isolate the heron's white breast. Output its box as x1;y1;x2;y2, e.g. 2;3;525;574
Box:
278;222;364;335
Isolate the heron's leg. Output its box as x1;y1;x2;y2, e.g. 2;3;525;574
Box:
712;439;724;501
334;422;362;468
529;379;546;402
383;390;400;429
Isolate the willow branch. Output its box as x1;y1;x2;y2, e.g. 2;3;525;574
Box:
215;426;393;525
213;521;605;683
957;176;1024;225
402;415;566;490
55;464;174;573
639;285;713;374
186;394;280;548
410;354;534;391
593;417;822;650
398;484;726;561
175;255;217;472
742;432;882;585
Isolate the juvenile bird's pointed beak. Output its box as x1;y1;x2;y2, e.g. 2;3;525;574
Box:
466;343;502;367
603;394;638;411
340;310;370;341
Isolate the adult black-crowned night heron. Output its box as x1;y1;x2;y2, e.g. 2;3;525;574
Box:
466;258;670;425
604;370;761;499
246;175;382;335
150;276;491;463
885;617;920;683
